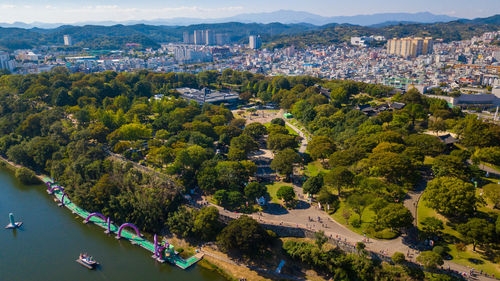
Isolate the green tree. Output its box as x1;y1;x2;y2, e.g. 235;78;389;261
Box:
431;155;470;180
216;215;271;257
308;136;336;162
368;151;416;184
457;218;495;251
244;182;266;200
193;207;221;241
276;185;296;204
242;122;267;140
424;177;477;217
303;174;323;195
15;167;39;185
392;252;406;264
378;203;413;231
267;133;299;151
314;230;328;249
270;148;300;179
417;251;444;271
324;166;353;197
346;193;373;223
420;217;444;238
483;183;500;209
166;207;194;238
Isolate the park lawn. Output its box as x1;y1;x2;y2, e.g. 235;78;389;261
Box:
417;198;500;277
266;181;294;204
306;161;326;177
263;122;298;136
331;201;379;238
287;118;312;139
417;197;461;238
448;244;500;277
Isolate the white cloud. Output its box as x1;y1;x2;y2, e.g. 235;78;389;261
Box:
0;4;245;23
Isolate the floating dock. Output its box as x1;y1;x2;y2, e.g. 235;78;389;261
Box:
42;177;202;269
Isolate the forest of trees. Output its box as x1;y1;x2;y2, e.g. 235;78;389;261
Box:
0;67;499;280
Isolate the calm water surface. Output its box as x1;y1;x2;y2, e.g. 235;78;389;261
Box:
0;167;227;281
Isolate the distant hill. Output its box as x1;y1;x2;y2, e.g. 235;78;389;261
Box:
0;10;461;28
0;14;498;51
266;14;500;49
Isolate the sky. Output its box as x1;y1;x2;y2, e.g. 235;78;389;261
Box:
0;0;499;23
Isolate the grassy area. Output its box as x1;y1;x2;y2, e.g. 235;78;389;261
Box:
263;122;298;136
331;201;381;238
417;197;500;277
287;118;312;140
265;181;294;204
305;161;326;177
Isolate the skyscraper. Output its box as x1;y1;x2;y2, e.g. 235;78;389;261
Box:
204;30;215;45
249;35;262;49
63;35;72;46
387;37;433;57
194;30;204;45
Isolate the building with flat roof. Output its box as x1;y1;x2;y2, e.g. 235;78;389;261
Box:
387;37;433;57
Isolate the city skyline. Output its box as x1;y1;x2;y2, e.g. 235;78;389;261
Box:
0;0;498;24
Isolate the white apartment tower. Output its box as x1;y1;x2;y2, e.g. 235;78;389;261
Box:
249;35;262;49
63;35;72;46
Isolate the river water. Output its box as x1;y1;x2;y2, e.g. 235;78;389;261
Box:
0;167;227;281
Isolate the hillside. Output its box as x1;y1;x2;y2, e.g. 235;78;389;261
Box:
0;14;498;50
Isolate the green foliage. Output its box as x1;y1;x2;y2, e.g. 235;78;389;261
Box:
243;182;266;200
166;207;194;238
431;155;470;180
193;206;221;241
270;148;300;177
472;147;500;166
424;177;477;218
378;203;413;231
483;183;500;209
417;251;444;270
276;185;296;204
420;217;444;238
308;135;336;161
457;218;495;251
303;174;323;195
15;167;39;184
392;252;406;264
324;166;353;197
216;215;272;257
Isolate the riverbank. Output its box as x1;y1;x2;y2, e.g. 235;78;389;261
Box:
0;156;266;281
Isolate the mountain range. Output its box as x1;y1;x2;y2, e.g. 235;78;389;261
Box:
0;10;461;28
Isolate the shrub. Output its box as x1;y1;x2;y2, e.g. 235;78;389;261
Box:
392;252;406;264
350;217;361;228
373;229;398;239
432;246;447;257
15;167;39;185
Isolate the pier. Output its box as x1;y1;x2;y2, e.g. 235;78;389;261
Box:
42;177;202;270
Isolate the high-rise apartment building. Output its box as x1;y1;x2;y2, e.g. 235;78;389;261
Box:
194;30;204;45
249;35;262;49
0;51;14;71
387;37;433;57
63;35;72;46
204;30;215;45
